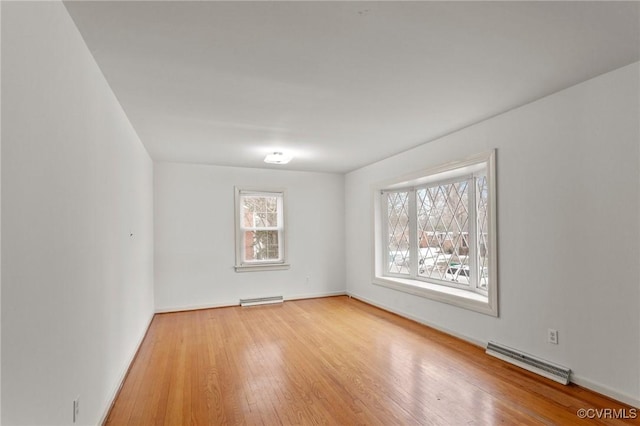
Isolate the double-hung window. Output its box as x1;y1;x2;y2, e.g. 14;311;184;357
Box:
234;188;289;272
373;151;497;316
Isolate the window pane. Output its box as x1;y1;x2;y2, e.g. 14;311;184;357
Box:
477;175;489;289
387;191;410;274
266;197;277;212
266;213;278;227
242;195;280;228
244;230;280;261
417;181;470;284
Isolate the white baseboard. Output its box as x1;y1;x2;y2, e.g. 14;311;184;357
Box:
99;312;155;425
346;291;485;348
155;291;347;314
286;290;346;301
347;291;640;409
570;375;640;409
155;300;239;313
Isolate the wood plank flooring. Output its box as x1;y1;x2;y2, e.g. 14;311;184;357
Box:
105;296;638;425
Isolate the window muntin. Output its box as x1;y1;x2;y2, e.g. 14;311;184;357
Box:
235;188;288;271
375;151;497;315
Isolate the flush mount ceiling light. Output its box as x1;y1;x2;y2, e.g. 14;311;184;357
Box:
264;151;292;164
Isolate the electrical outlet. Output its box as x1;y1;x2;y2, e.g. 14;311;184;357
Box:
73;397;80;423
548;329;559;345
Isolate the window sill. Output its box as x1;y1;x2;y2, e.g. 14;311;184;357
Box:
235;263;291;272
373;275;497;317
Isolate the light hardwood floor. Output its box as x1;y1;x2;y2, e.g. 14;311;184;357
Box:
105;296;637;425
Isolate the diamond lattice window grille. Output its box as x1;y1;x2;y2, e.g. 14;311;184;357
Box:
376;151;495;312
477;176;489;289
417;181;470;284
387;191;410;274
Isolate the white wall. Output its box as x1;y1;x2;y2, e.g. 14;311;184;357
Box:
345;63;640;406
154;162;344;311
0;2;3;423
2;2;154;425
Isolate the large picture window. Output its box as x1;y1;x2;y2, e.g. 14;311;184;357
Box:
235;188;289;272
373;151;497;316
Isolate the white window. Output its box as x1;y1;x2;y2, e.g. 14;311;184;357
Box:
234;188;289;272
373;151;497;316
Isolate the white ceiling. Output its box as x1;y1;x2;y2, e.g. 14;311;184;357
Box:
63;1;640;173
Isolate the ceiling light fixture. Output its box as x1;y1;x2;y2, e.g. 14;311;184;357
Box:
264;151;292;164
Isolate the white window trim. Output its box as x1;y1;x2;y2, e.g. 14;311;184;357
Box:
372;150;498;317
234;187;290;272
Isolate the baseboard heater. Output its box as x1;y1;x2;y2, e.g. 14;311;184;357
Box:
240;296;284;307
486;341;571;385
